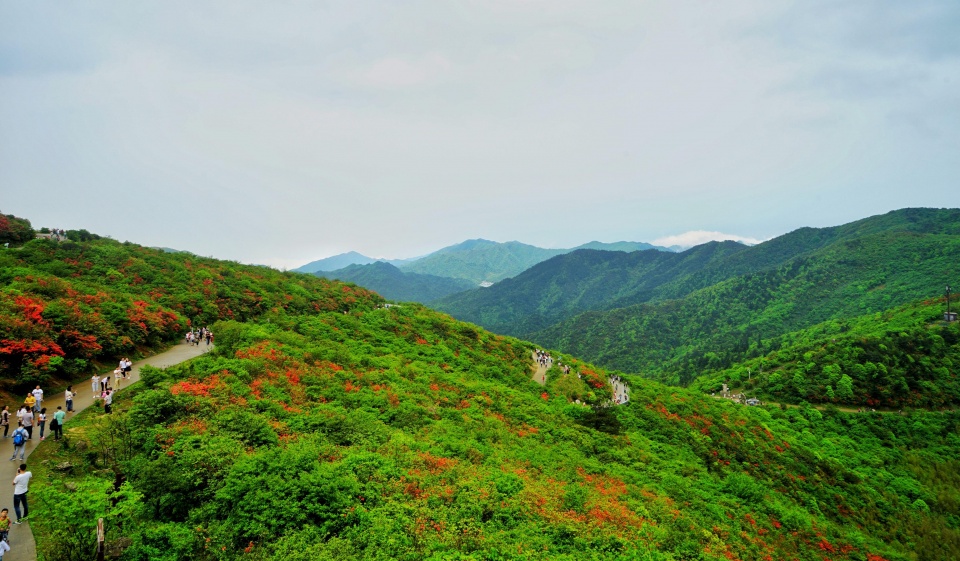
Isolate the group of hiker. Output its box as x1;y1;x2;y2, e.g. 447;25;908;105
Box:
0;355;138;550
185;327;213;346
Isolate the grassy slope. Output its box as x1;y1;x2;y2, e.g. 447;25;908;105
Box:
0;236;380;397
4;233;954;561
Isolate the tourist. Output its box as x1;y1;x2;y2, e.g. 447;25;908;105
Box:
20;409;33;441
31;385;43;413
12;463;31;524
52;407;65;441
9;424;27;462
65;386;74;412
104;390;113;414
37;408;46;441
92;374;100;394
23;394;34;415
0;406;8;439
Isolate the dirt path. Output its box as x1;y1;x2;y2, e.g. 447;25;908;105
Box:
3;341;212;561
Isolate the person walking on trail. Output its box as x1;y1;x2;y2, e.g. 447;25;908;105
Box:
22;394;34;415
12;463;31;524
20;409;33;441
37;408;46;441
31;385;43;413
51;406;65;441
91;374;100;395
9;424;27;461
65;386;74;412
0;406;8;439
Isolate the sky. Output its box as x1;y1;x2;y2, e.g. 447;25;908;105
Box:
2;1;958;269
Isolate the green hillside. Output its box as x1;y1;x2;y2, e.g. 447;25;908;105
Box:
438;209;960;342
525;209;960;384
318;261;476;303
399;239;568;284
2;215;959;561
433;242;747;335
692;296;960;408
0;233;381;393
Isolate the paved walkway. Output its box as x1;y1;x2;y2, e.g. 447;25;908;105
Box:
2;341;211;561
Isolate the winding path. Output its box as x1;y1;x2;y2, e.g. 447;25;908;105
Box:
3;342;211;561
532;351;630;405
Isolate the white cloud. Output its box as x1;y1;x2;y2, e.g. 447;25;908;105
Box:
653;231;765;249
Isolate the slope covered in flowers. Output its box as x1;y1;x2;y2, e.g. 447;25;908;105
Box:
1;227;954;561
0;235;378;389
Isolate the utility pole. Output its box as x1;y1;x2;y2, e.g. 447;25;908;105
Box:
948;285;952;320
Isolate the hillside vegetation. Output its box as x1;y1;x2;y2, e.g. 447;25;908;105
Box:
399;239;670;286
434;241;748;335
509;209;960;386
2;214;958;561
317;261;476;303
692;297;960;408
0;234;380;392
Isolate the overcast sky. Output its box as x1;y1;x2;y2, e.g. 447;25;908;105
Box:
2;1;958;268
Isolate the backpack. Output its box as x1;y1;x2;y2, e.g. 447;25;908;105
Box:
13;430;24;446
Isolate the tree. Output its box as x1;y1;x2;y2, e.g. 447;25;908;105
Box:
0;213;35;245
836;374;854;402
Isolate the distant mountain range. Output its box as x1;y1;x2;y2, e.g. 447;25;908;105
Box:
295;239;672;298
293;251;418;273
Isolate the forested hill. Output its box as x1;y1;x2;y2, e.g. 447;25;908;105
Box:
432;241;748;335
317;261;476;303
692;296;960;408
436;208;960;340
3;215;959;560
398;239;568;284
534;221;960;384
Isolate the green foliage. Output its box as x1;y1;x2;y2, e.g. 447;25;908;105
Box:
318;261;476;304
0;234;382;389
696;297;960;407
11;210;960;560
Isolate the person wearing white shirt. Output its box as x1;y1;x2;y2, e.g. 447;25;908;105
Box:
31;386;43;412
12;463;31;523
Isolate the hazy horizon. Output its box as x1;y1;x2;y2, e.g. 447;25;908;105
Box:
3;1;958;269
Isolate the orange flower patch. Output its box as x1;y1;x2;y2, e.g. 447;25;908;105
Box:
417;452;458;474
170;375;220;397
